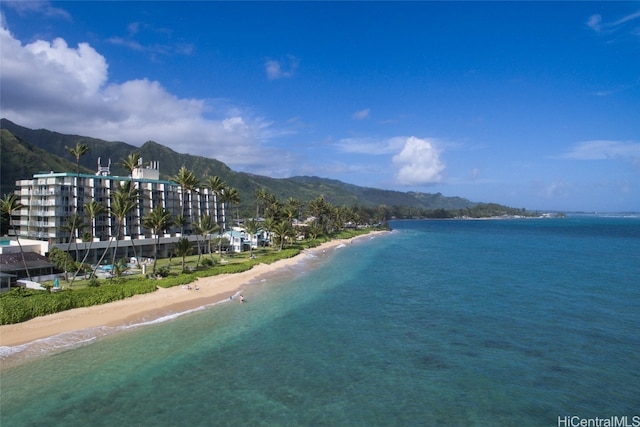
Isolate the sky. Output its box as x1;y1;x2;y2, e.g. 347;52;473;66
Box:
1;1;639;212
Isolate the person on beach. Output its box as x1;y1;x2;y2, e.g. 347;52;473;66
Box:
239;295;245;303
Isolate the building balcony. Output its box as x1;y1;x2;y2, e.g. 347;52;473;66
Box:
27;221;53;227
31;210;59;217
31;199;58;207
31;190;61;196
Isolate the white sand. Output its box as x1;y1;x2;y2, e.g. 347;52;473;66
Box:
0;232;386;347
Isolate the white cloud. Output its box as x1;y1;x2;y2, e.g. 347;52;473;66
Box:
2;0;71;20
561;140;640;161
587;10;640;33
335;136;406;155
265;55;299;80
352;108;370;120
0;24;290;172
392;137;445;185
532;180;570;200
106;22;194;57
30;38;108;94
612;10;640;27
587;14;602;32
106;36;145;52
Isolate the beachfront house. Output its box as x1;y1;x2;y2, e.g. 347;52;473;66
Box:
221;228;269;253
0;237;56;288
0;252;56;283
222;230;245;252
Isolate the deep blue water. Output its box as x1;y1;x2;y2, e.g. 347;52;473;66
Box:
2;216;639;426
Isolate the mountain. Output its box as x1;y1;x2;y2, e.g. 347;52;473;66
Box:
0;118;477;214
0;129;94;196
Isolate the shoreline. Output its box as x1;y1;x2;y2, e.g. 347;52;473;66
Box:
0;232;387;348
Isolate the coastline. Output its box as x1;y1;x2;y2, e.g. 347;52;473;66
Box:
0;231;387;349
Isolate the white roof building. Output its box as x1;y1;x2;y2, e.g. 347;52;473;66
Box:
8;159;223;264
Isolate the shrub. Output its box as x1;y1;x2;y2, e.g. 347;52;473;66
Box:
201;258;215;267
1;230;378;324
157;266;170;277
0;281;157;324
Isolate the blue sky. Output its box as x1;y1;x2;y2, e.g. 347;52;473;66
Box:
1;1;639;212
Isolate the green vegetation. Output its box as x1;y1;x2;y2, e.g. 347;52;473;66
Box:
0;128;93;199
1;119;480;218
0;120;541;326
1;120;539;222
0;281;157;324
385;203;539;219
0;227;379;325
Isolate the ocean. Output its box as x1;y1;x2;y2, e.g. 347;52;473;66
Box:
1;215;639;426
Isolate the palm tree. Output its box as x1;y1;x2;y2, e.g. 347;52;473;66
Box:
254;187;271;218
65;142;89;179
308;196;331;234
71;200;106;284
121;153;144;244
243;218;261;258
227;187;241;226
83;200;107;242
110;258;130;282
307;220;324;240
171;166;199;235
271;220;294;251
142;206;173;275
122;152;141;177
60;213;86;281
284;197;303;223
219;186;240;231
173;237;192;272
204;175;224;225
376;205;390;225
285;197;303;217
262;217;277;247
109;182;139;270
264;193;280;221
0;193;31;281
173;215;185;235
193;215;218;267
64;142;89;275
168;214;185;269
92;182;138;281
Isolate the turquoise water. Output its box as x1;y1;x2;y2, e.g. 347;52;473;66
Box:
2;216;639;426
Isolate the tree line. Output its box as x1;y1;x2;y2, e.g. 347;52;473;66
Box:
1;145;390;285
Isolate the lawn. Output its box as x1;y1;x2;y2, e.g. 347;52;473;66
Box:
0;228;379;324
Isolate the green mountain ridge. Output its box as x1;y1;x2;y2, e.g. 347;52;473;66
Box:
1;118;479;215
0;128;94;194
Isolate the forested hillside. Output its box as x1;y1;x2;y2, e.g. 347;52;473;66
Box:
0;119;538;219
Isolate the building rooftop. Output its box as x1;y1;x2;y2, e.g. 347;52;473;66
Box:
31;171;176;186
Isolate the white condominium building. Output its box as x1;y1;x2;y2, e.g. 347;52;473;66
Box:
10;158;224;263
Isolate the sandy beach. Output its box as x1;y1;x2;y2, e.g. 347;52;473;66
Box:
0;232;386;348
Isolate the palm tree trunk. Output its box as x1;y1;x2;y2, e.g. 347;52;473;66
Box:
71;239;93;285
152;233;160;275
196;234;202;267
92;234;114;279
126;216;139;263
7;213;32;281
109;222;123;283
15;235;32;281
